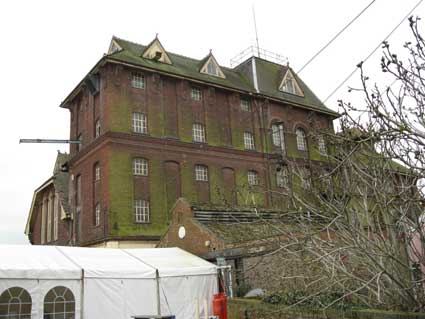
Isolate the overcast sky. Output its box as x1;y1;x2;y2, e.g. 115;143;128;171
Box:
0;0;423;244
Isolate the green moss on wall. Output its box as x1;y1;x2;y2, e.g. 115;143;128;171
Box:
109;91;132;134
205;116;221;147
235;170;265;207
109;151;133;236
181;161;196;203
109;151;168;237
210;166;225;205
179;106;193;143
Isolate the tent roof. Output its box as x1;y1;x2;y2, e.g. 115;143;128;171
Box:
0;245;217;280
124;248;217;277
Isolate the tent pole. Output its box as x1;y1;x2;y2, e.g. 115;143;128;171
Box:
156;269;161;316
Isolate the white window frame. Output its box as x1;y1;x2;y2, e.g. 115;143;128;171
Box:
134;199;150;223
132;112;148;134
272;123;286;152
44;286;75;319
300;168;311;189
53;194;59;241
0;287;32;318
276;167;289;188
131;72;145;89
95;203;100;227
195;165;208;181
191;88;202;101
47;194;52;242
95;164;100;181
247;170;259;186
95;119;101;138
244;132;255;150
192;123;206;143
296;128;307;151
133;158;148;176
240;98;250;112
318;135;327;155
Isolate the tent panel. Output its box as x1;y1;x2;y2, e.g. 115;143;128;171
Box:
0;278;81;319
84;278;157;319
159;274;218;319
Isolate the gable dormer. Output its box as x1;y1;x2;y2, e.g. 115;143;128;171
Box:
200;52;225;78
279;69;304;96
108;38;123;54
142;36;172;65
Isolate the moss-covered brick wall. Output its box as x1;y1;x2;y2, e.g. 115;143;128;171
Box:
109;150;168;237
235;170;265;207
181;161;197;203
210;166;225;205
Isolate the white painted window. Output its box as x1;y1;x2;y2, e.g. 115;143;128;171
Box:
41;199;46;244
133;158;148;176
272;123;285;151
300;168;311;189
132;112;148;134
53;194;59;241
192;123;206;143
44;286;75;319
47;194;52;242
95;203;100;227
0;287;32;318
131;72;145;89
296;128;307;151
244;132;255;150
240;98;250;112
95;164;100;181
276;167;289;188
95;119;101;138
191;88;202;101
248;170;259;186
318;135;327;155
207;60;218;76
134;199;150;223
195;165;208;181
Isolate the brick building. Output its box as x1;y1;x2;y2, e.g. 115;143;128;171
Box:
25;36;338;251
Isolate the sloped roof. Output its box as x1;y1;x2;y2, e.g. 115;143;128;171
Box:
105;37;338;116
108;36;254;93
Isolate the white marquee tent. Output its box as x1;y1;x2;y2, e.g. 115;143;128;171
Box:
0;245;218;319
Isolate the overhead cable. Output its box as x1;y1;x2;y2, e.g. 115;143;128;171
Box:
297;0;377;74
323;0;424;104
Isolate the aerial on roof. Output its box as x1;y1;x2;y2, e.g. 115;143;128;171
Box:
82;36;336;116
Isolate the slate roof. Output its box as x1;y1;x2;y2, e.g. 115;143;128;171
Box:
105;36;338;116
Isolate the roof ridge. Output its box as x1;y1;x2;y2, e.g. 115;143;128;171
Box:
113;36;237;71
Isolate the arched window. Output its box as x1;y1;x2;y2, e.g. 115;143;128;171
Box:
44;286;75;319
0;287;32;319
271;123;285;151
296;128;307;151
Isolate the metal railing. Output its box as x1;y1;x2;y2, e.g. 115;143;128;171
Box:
230;46;288;68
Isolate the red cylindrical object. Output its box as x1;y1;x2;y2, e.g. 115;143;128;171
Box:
213;293;227;319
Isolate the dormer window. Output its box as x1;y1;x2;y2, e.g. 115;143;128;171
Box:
142;37;172;65
200;53;225;78
279;69;303;96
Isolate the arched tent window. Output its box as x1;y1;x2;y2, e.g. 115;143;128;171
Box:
0;287;32;319
44;286;75;319
296;128;307;151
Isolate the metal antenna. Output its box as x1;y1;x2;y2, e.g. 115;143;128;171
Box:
252;5;260;58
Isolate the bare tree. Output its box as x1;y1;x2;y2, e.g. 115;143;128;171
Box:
247;16;425;312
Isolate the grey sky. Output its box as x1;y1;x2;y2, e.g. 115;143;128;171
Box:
0;0;422;244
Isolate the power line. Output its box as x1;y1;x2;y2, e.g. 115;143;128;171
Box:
323;0;424;104
297;0;377;74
